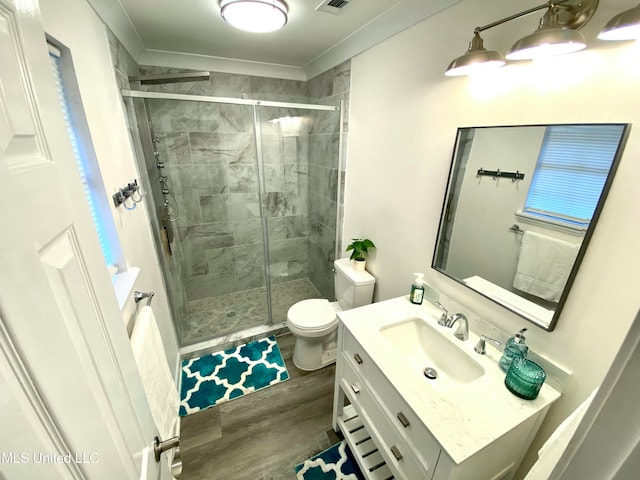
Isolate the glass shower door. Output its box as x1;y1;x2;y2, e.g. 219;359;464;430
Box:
256;105;342;324
143;98;270;345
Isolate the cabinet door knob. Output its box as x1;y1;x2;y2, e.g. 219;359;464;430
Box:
354;353;363;364
391;445;403;461
350;384;360;395
396;412;410;428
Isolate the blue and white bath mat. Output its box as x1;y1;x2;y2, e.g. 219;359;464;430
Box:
179;336;289;416
295;441;364;480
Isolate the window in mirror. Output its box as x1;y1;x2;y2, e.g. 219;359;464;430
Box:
523;124;626;228
433;124;630;331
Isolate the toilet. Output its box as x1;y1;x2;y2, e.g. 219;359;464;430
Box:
287;257;375;371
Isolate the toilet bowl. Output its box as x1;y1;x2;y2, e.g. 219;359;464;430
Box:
287;258;375;371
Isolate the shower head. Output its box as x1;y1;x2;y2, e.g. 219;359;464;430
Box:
128;71;211;85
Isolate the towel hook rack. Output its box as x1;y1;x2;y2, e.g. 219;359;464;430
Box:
134;290;155;306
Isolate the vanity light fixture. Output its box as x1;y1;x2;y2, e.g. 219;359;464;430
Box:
445;0;598;77
444;31;505;77
220;0;288;33
506;3;587;60
598;3;640;41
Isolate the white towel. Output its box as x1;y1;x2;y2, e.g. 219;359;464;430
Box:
524;389;598;480
130;305;179;440
513;231;580;302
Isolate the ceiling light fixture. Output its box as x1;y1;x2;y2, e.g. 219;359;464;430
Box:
220;0;288;33
445;0;598;77
598;3;640;41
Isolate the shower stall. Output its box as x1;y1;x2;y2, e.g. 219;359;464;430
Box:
123;84;344;348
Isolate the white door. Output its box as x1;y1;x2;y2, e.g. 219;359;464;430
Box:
0;0;171;479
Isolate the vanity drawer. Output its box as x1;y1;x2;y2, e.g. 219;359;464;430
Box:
343;331;441;472
341;357;431;480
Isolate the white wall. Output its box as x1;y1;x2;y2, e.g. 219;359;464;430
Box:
39;0;179;375
447;126;544;286
344;0;640;476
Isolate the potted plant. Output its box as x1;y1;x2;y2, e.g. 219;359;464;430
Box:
346;238;376;272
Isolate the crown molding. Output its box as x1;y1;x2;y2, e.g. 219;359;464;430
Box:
88;0;462;81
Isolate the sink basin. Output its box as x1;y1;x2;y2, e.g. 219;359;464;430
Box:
380;317;485;386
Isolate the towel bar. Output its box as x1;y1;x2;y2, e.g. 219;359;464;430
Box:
509;224;525;234
134;290;154;306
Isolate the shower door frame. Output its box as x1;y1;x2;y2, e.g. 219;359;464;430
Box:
123;88;341;341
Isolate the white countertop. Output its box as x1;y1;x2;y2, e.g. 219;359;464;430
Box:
338;295;562;465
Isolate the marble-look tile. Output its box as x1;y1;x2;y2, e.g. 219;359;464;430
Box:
206;246;236;275
189;132;256;165
209;71;252;97
308;164;338;202
175;164;228;197
155;131;192;165
284;163;308;195
260;134;282;164
219;103;254;133
308;68;334;98
233;218;263;246
147;99;222;133
188;132;225;165
284;192;308;217
263;164;284;192
267;217;286;241
309;107;340;135
178;222;235;251
333;61;352;96
169;193;201;228
309;243;335;300
226;164;259;193
309;133;332;168
234;245;266;288
263;192;286;217
185;271;240;302
200;193;261;223
268;238;308;265
250;76;308;103
281;136;298;164
183;247;209;277
309;194;337;229
285;215;309;238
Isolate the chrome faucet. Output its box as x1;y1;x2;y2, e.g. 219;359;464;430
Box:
474;335;502;355
445;313;469;341
435;301;449;326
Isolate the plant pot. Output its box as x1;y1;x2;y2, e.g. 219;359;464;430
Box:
352;259;366;272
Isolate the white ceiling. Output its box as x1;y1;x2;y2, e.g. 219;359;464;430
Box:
88;0;462;80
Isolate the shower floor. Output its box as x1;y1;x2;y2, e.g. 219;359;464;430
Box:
182;277;323;345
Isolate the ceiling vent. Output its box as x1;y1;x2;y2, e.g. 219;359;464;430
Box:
315;0;352;15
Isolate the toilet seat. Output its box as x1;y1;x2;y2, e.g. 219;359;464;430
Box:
287;299;338;332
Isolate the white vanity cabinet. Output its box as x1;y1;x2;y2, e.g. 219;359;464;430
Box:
332;297;562;480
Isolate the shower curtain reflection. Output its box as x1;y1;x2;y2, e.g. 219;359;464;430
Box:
127;94;341;347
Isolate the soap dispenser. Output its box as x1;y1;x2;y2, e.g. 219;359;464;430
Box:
499;328;529;373
409;273;425;305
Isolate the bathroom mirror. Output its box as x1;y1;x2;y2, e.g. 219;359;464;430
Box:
433;124;630;331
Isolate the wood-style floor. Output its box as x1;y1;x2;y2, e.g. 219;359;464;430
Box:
179;333;340;480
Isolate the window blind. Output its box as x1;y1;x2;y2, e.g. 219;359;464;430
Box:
524;124;625;226
49;47;116;268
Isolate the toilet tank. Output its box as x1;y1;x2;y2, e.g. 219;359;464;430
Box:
334;258;375;310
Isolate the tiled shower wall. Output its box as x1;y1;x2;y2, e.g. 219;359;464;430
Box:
307;63;350;298
107;30;350;325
